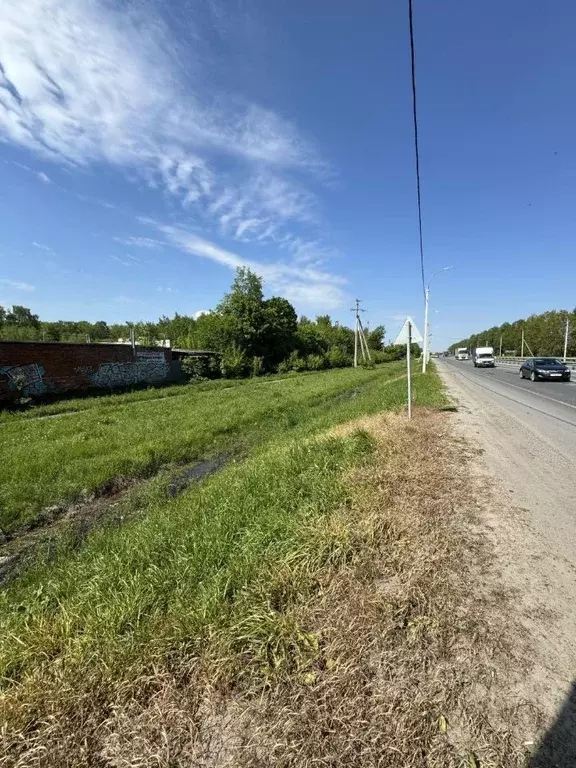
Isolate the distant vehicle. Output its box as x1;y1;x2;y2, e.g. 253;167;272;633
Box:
519;358;571;382
455;347;469;361
473;346;495;368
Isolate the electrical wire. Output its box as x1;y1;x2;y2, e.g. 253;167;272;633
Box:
408;0;426;300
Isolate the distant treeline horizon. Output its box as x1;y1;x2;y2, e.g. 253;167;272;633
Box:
451;308;576;357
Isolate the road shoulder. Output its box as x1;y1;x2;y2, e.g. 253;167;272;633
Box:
438;361;576;765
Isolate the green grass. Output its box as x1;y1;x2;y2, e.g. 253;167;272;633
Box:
0;366;446;762
0;364;409;532
0;375;253;422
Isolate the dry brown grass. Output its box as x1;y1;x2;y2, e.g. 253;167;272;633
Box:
1;408;538;767
215;410;538;768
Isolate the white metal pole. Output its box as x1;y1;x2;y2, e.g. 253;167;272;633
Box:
407;321;412;419
422;286;429;373
521;330;524;357
563;317;569;362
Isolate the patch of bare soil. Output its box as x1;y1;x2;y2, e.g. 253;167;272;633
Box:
96;410;541;767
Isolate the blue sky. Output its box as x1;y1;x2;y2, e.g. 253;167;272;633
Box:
1;0;575;348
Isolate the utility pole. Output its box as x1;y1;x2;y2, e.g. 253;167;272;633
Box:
521;330;525;358
499;334;503;357
422;266;453;374
350;299;368;367
422;285;430;373
563;316;570;362
407;320;412;419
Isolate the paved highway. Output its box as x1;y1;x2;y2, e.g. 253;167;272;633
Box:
439;356;576;418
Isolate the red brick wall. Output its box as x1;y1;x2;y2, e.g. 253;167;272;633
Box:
0;342;172;401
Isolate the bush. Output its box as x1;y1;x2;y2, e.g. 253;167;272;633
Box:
306;354;327;371
326;347;352;369
288;350;307;372
220;346;249;378
251;356;264;377
372;346;406;364
277;360;291;374
181;356;209;381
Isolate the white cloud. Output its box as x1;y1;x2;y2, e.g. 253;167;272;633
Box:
32;241;55;253
0;1;319;193
109;253;144;268
113;236;163;249
153;223;347;310
194;309;210;319
7;160;51;183
109;255;132;267
211;170;317;243
0;278;35;291
1;0;343;297
156;286;177;293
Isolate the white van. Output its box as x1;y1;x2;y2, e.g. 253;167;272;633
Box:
455;347;469;360
473;346;495;368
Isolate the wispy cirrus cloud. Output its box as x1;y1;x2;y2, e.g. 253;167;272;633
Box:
1;0;344;306
109;254;143;268
113;237;164;249
7;160;51;184
0;0;320;189
32;241;55;253
0;278;35;291
150;222;347;310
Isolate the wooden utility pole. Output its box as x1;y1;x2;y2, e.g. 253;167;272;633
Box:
350;299;369;367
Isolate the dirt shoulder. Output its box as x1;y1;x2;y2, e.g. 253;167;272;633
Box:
438;361;576;766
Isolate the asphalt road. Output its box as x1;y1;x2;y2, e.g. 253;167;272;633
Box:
439;356;576;420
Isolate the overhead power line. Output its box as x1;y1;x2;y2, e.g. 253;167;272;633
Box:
408;0;426;300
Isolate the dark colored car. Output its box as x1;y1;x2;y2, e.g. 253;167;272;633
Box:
519;358;571;382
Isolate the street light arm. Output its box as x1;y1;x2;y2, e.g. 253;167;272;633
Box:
427;265;453;290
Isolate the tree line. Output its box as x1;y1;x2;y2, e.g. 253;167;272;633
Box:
1;268;419;377
451;308;576;357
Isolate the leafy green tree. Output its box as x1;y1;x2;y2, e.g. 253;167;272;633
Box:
261;296;298;366
217;268;266;358
6;305;40;327
365;325;385;351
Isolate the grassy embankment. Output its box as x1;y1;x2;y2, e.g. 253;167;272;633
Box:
0;364;411;532
2;364;507;767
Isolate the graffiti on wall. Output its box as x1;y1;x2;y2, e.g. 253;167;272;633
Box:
0;363;47;395
89;351;169;388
